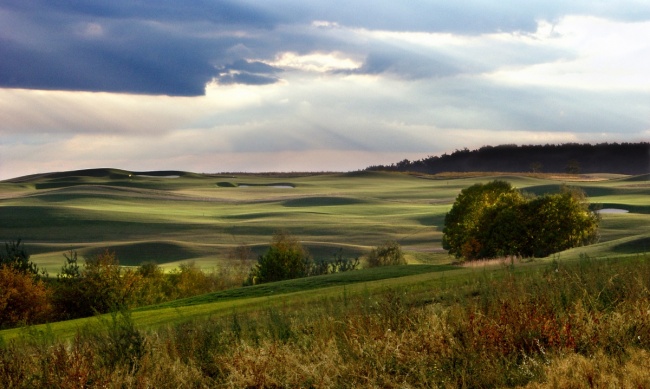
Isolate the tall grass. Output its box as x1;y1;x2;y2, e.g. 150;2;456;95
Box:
2;254;650;388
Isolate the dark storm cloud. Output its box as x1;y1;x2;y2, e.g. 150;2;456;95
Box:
0;0;281;95
0;26;222;96
1;0;277;27
2;0;649;96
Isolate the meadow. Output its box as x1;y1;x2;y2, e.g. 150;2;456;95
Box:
1;169;649;387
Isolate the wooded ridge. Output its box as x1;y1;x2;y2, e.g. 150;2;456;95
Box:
367;142;650;175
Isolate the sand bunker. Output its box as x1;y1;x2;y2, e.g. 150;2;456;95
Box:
238;184;294;188
134;175;180;178
598;208;629;214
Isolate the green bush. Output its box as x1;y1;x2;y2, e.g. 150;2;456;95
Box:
247;231;312;284
366;241;406;267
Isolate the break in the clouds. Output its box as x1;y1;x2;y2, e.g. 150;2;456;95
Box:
0;1;649;178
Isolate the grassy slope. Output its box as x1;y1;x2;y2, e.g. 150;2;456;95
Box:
0;169;648;341
3;169;647;273
0;263;462;342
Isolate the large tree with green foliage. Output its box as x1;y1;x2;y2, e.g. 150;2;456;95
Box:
442;181;524;259
443;181;599;260
519;188;600;257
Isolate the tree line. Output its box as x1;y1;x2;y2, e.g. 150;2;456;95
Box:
367;142;650;175
0;242;241;328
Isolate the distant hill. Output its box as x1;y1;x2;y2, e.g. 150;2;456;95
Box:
366;143;650;175
4;168;195;183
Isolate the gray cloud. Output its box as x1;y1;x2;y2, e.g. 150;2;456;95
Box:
216;72;280;86
254;0;650;33
338;49;461;79
0;1;279;95
3;1;648;96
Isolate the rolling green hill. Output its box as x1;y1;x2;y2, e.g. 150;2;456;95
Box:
1;169;648;275
1;169;649;388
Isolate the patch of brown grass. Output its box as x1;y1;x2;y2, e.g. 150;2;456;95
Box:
525;348;650;388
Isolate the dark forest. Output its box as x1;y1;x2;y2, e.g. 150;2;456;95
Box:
367;142;650;174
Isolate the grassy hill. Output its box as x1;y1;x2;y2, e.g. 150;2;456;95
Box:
1;168;648;274
1;169;649;386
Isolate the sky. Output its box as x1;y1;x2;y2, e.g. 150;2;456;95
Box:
1;1;649;179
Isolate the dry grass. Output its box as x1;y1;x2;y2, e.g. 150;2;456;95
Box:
2;254;650;388
458;257;514;268
525;348;650;388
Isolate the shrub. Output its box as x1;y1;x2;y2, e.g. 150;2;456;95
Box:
0;265;53;328
2;254;650;387
0;239;46;278
366;241;406;267
92;310;147;372
328;249;360;273
167;262;219;299
51;250;86;320
53;249;143;318
134;261;169;305
247;231;312;284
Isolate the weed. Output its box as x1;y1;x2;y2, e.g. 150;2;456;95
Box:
92;309;147;372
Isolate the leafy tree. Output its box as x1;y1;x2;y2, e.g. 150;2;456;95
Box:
366;241;406;267
566;159;581;174
80;249;126;314
52;250;87;320
520;187;599;257
134;261;168;306
63;249;143;316
247;231;312;284
167;262;217;299
442;181;521;259
0;240;53;327
442;181;599;260
0;239;46;278
0;265;53;328
471;190;528;259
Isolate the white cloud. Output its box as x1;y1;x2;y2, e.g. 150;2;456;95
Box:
487;16;650;90
269;51;360;73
